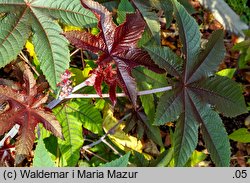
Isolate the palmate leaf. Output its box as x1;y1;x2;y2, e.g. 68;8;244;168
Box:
53;99;102;166
0;0;97;89
190;76;247;117
188;30;226;83
154;89;183;125
53;101;84;167
64;0;164;106
148;0;247;166
198;104;231;167
0;62;62;165
0;13;30;67
172;0;200;80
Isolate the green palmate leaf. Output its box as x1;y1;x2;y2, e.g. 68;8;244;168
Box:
132;0;161;45
33;138;56;167
101;152;131;167
199;105;231;166
31;12;69;88
31;0;96;27
143;46;183;77
0;13;30;67
53;102;84;167
151;0;247;167
74;100;103;135
190;76;247;117
188;30;225;83
172;0;200;80
117;0;135;24
0;0;97;89
154;90;183;125
173;93;199;167
54;99;102;166
228;128;250;143
187;92;230;166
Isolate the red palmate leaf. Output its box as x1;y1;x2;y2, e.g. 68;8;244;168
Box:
64;0;165;106
0;62;62;165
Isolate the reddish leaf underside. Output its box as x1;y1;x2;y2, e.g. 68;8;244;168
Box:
0;63;62;165
64;0;165;106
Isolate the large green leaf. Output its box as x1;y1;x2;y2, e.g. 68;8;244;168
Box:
172;0;200;80
31;0;97;27
0;0;97;89
31;12;69;88
101;152;130;167
53;101;85;167
73;100;103;135
190;76;247;117
188;30;225;83
154;90;183;125
0;13;30;67
33;138;56;167
173;92;199;167
150;0;247;167
198;105;231;166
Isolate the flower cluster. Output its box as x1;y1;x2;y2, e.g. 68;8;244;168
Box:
57;70;73;99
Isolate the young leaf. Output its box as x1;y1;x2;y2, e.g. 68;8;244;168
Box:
0;0;97;89
101;152;130;167
148;0;247;166
33;138;56;167
0;62;62;165
64;0;164;107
